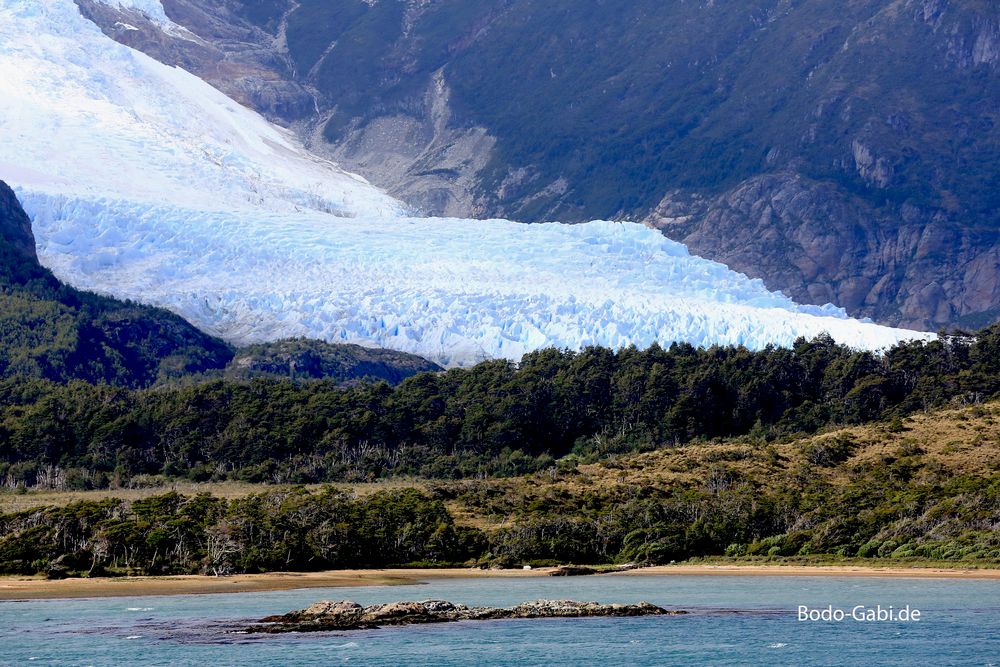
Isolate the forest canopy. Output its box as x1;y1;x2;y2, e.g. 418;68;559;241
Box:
1;326;995;489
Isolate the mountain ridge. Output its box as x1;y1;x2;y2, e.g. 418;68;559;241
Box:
93;0;1000;330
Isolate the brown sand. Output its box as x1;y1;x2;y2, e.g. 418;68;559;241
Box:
3;564;1000;600
0;567;555;600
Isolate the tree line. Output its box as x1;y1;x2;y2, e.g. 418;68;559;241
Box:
0;488;480;576
2;325;998;488
4;461;999;577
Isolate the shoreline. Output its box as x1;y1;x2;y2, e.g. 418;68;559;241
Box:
3;564;1000;600
628;564;1000;579
0;568;549;600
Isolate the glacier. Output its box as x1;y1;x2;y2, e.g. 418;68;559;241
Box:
0;0;934;366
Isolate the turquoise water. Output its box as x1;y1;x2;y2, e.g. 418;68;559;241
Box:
2;575;998;666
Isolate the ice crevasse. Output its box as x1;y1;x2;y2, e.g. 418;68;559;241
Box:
0;0;934;366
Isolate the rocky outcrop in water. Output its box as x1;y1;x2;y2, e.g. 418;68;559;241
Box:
248;599;679;633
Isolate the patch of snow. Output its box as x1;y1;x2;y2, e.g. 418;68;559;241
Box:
0;0;935;366
92;0;170;24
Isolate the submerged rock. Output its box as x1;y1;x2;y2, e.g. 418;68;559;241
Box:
248;598;681;633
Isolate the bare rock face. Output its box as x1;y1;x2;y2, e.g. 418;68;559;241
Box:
249;598;678;633
307;70;498;219
0;181;37;263
851;140;893;189
75;0;315;122
74;0;497;218
646;172;1000;330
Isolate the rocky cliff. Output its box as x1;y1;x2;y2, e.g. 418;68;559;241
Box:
647;172;1000;330
76;0;496;217
76;0;314;120
0;181;38;264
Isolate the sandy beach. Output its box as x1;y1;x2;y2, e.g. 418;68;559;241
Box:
629;564;1000;579
3;564;1000;600
0;567;562;600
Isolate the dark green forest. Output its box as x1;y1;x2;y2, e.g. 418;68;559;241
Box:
0;488;482;576
1;328;996;488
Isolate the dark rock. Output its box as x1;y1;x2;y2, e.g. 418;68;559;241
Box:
0;181;60;288
549;566;598;577
75;0;315;123
0;181;38;263
44;554;73;580
248;598;681;633
648;171;1000;331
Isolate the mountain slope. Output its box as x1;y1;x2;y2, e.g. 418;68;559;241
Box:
0;180;439;387
0;180;235;387
0;0;931;368
226;338;440;384
112;0;1000;330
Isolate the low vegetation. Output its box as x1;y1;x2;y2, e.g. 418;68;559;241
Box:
2;400;998;576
